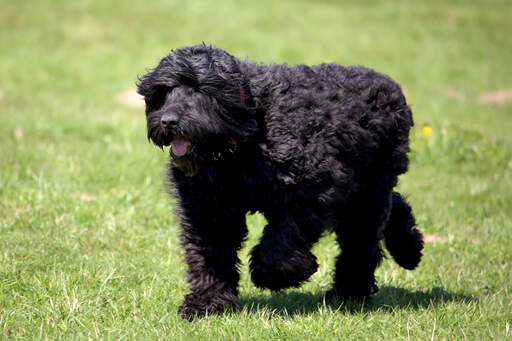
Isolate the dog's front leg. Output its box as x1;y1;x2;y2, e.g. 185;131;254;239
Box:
175;192;247;320
249;209;324;291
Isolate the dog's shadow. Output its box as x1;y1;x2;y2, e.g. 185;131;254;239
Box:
240;286;474;317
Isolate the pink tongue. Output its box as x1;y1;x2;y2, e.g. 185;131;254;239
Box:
171;137;190;156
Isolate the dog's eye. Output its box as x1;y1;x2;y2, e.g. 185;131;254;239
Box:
148;86;172;111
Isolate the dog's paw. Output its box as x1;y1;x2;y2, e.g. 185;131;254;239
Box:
323;288;348;303
250;248;318;291
324;282;378;303
178;291;240;321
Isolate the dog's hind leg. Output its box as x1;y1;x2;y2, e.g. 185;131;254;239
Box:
249;206;326;291
326;185;393;301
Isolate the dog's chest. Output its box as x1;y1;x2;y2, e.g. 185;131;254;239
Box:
215;158;286;212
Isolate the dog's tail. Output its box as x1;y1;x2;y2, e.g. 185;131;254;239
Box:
383;192;424;270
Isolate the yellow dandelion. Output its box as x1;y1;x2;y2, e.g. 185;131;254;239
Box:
422;125;433;136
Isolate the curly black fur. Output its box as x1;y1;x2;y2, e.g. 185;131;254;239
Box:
137;44;424;320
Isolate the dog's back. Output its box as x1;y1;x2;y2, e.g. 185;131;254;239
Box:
259;61;413;188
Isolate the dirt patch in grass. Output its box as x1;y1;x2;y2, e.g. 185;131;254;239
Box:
80;193;96;201
424;233;448;244
442;87;465;100
117;90;144;109
478;89;512;105
14;127;23;141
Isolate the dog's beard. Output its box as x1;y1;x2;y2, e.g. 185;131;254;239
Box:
172;152;201;177
145;115;196;176
148;118;235;177
169;136;202;177
169;133;242;177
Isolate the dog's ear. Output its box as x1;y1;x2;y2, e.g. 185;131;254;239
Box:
214;87;261;142
136;73;150;100
189;47;261;140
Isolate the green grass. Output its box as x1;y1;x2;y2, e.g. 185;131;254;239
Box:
1;0;511;339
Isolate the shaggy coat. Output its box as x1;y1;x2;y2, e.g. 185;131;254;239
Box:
137;44;424;320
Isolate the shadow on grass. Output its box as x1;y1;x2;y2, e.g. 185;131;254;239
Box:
240;286;474;317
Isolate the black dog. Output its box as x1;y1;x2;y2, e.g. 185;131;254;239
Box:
137;44;424;320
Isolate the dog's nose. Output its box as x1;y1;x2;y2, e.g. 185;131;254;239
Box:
160;113;179;128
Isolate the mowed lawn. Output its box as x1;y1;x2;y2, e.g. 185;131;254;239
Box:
1;0;511;339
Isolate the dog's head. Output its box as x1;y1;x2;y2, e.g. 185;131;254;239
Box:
137;45;259;176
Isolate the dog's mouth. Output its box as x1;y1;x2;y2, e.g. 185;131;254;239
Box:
170;136;192;157
167;135;200;177
166;134;239;177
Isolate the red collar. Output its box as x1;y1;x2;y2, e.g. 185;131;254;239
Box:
239;83;246;105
